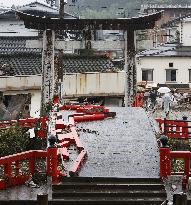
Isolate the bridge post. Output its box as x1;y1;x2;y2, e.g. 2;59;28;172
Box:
173;193;187;205
41;29;55;115
124;29;137;107
47;135;59;183
160;147;171;178
37;194;48;205
182;116;189;138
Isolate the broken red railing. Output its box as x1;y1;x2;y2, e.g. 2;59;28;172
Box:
69;150;87;177
156;118;191;138
0;103;115;189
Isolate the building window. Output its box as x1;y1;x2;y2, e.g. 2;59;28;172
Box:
189;70;191;82
169;62;173;67
142;69;153;81
166;69;176;82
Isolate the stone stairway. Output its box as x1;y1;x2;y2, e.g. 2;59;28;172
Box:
51;177;167;205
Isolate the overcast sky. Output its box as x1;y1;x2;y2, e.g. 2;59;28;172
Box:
0;0;46;8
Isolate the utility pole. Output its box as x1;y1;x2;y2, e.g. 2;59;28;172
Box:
58;0;65;101
59;0;65;18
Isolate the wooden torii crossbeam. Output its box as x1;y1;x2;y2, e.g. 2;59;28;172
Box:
17;11;162;108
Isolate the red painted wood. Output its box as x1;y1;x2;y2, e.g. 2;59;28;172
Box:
69;150;87;176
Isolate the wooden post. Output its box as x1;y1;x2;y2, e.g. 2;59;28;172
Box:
37;194;48;205
59;0;65;19
124;29;136;107
173;193;187;205
41;29;55;115
29;157;35;175
47;147;58;183
184;158;190;176
15;161;20;176
160;147;171;178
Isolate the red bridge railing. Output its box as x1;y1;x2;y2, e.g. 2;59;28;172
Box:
160;147;191;178
0;150;47;189
156;118;191;138
157;117;191;177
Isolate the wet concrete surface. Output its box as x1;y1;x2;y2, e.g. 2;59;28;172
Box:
0;181;52;200
76;107;160;178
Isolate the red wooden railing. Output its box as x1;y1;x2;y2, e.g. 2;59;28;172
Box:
160;147;191;178
0;117;48;138
156;118;191;138
0;150;47;189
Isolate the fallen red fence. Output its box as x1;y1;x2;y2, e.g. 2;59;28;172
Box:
0;103;115;189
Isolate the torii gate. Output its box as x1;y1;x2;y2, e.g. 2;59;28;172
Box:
17;11;162;110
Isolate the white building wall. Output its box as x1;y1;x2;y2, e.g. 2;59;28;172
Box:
0;72;125;97
137;56;191;85
0;75;41;91
179;18;191;46
181;20;191;46
63;72;125;97
30;91;41;118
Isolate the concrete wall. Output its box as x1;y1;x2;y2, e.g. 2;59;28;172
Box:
26;40;125;50
0;72;125;97
30;90;41;117
137;56;191;85
63;72;125;97
0;75;41;91
181;18;191;46
0;72;125;117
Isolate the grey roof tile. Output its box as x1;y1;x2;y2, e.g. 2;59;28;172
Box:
0;37;121;76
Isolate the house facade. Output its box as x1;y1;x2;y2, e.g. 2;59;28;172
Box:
137;52;191;86
136;13;191;87
140;4;191;47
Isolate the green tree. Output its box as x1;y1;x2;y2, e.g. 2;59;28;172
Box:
0;126;46;157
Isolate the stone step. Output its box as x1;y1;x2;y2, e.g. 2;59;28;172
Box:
52;183;165;191
52;190;166;198
59;177;163;184
51;198;166;205
52;177;167;204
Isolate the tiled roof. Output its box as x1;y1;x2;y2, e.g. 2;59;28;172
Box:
63;55;117;73
161;14;191;28
0;36;41;55
0;2;76;19
0;37;119;76
0;54;42;75
0;53;119;76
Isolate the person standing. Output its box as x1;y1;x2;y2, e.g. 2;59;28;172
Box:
162;92;171;117
149;89;157;109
